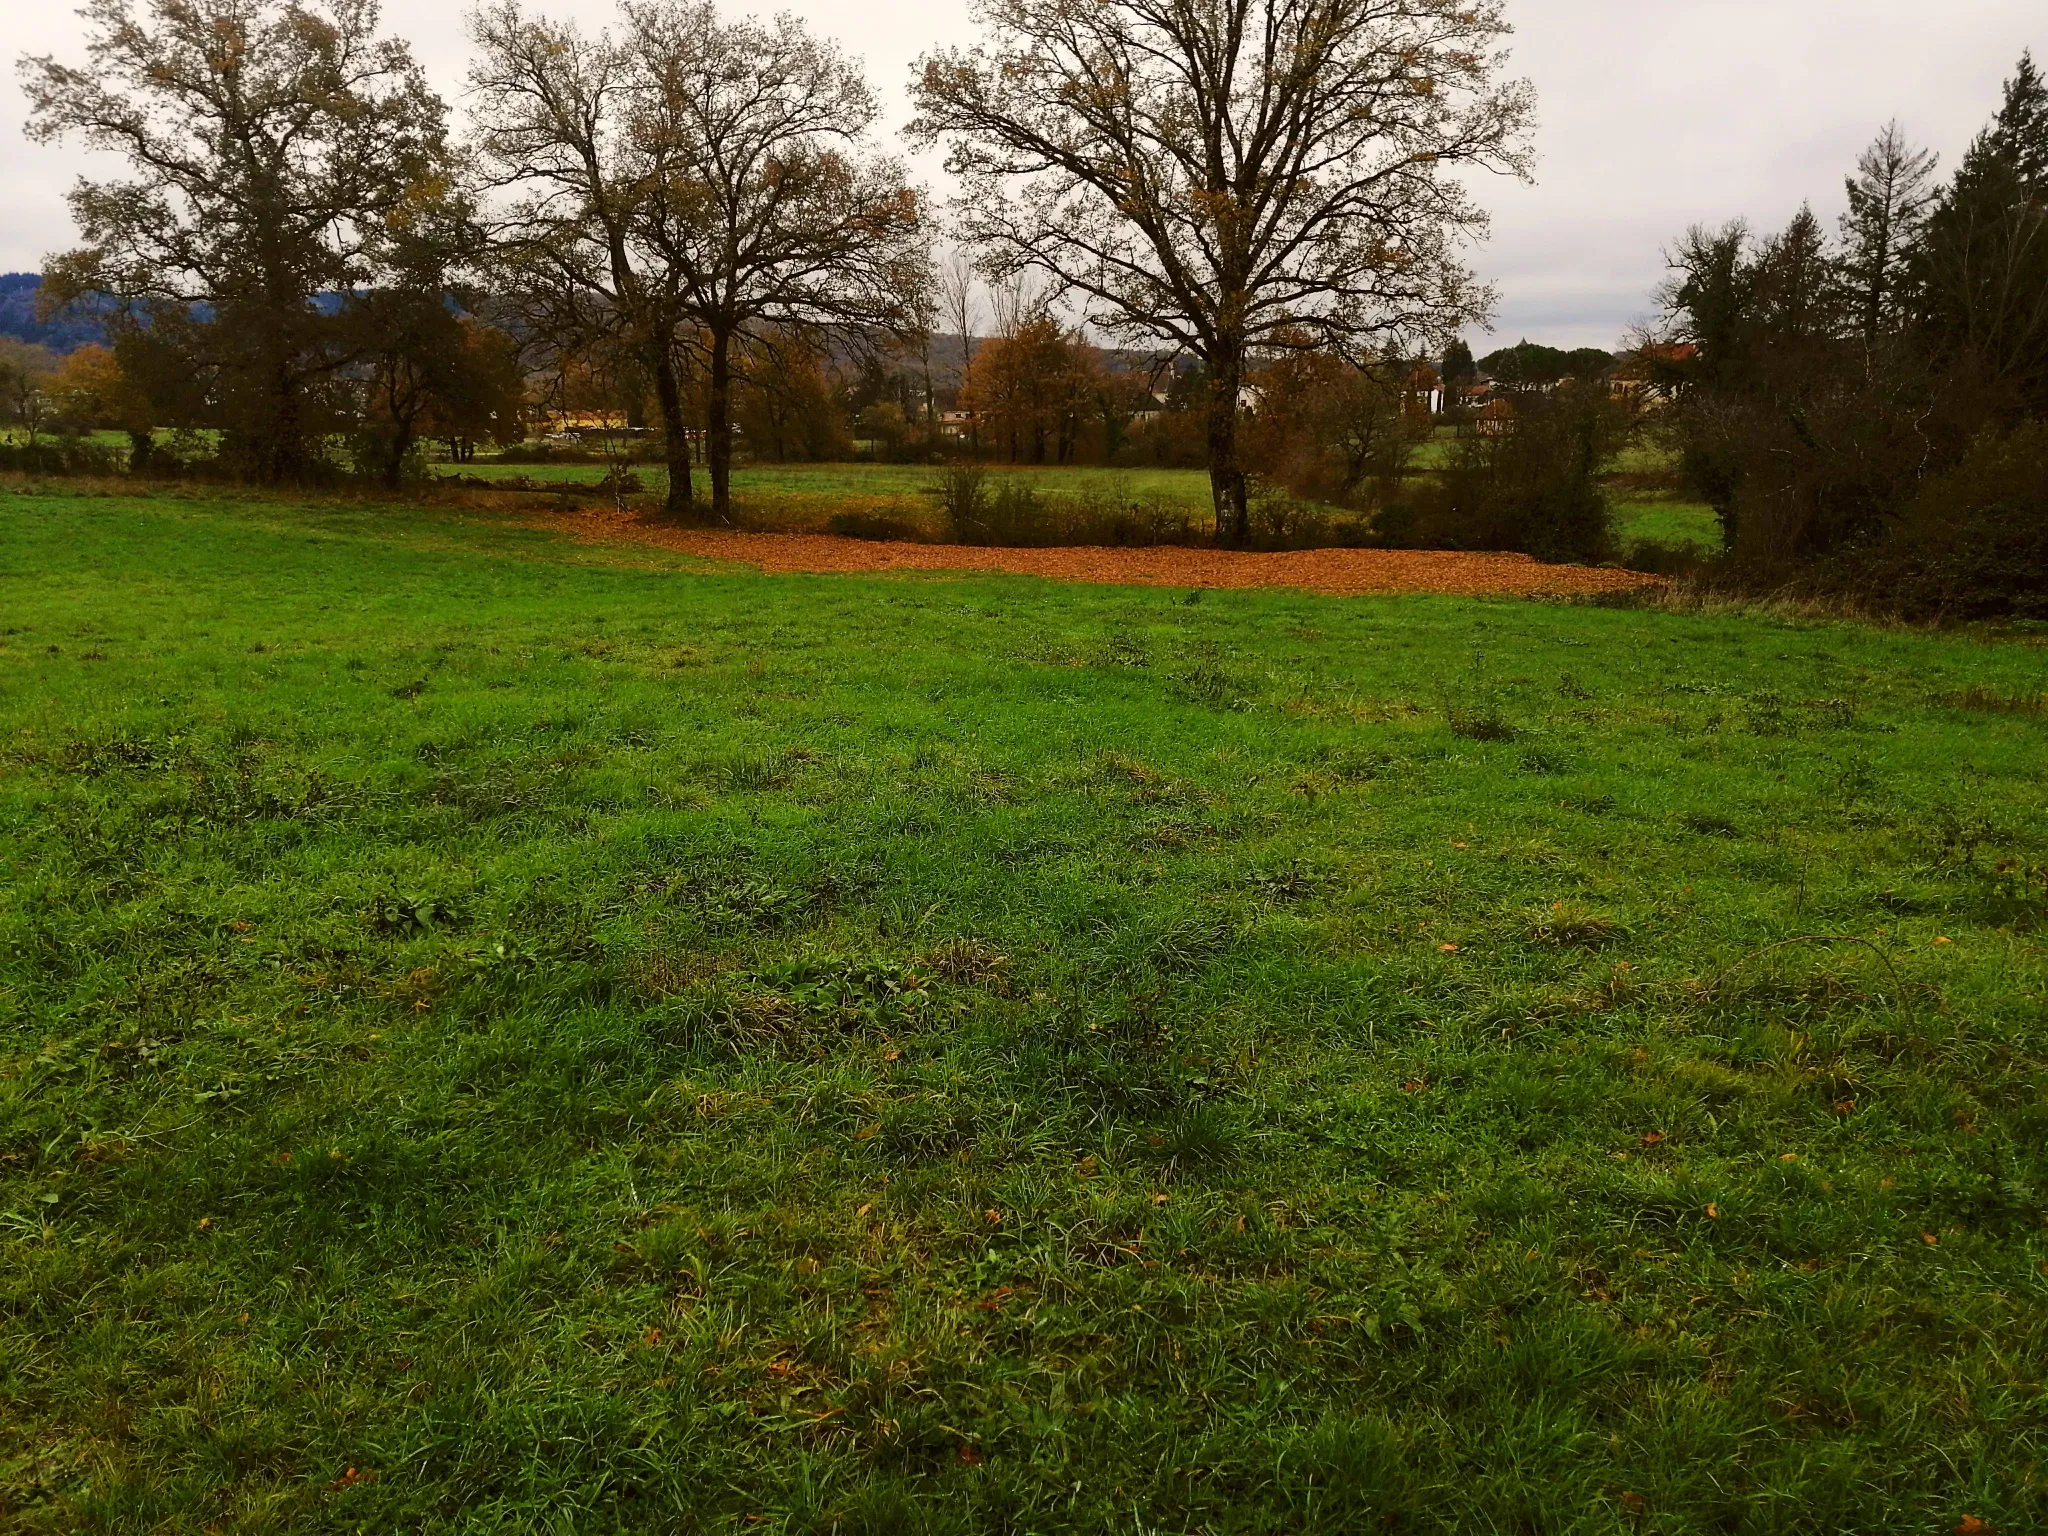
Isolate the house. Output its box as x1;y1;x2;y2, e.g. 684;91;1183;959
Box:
1609;343;1696;405
1405;362;1444;415
1475;397;1516;436
939;409;976;440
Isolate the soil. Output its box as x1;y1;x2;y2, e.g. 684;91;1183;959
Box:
549;506;1667;600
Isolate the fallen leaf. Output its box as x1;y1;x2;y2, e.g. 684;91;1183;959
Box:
1151;1192;1170;1206
1954;1517;1994;1536
1934;936;1952;946
643;1328;662;1346
1779;1152;1798;1162
1619;1490;1646;1513
1438;942;1459;953
1402;1077;1429;1093
1833;1099;1856;1116
957;1445;982;1465
1640;1131;1663;1147
881;1049;901;1062
984;1208;1002;1225
1922;1232;1939;1246
1704;1203;1719;1219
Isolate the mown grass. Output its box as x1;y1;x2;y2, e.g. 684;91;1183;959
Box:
1;486;2044;1533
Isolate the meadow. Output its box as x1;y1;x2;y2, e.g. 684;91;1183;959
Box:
436;455;1722;553
1;485;2043;1532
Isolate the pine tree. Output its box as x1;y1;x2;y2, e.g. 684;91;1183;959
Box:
1909;52;2048;412
1978;50;2048;193
1839;121;1938;342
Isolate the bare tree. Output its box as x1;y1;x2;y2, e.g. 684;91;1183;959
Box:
938;250;982;379
623;1;929;521
911;0;1532;545
22;0;449;481
469;2;702;514
1839;121;1938;345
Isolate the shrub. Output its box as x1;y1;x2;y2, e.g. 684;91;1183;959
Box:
0;438;129;476
1378;384;1634;563
1841;422;2048;621
935;469;1202;547
828;510;924;542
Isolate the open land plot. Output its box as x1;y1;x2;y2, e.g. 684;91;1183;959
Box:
437;456;1721;552
0;487;2042;1532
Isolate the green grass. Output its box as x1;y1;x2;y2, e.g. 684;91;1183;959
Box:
3;486;2046;1533
1615;500;1722;553
439;459;1218;508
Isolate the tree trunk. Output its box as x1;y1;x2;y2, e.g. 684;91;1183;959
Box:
707;326;734;523
126;429;152;476
651;345;694;519
1206;345;1250;547
383;418;415;488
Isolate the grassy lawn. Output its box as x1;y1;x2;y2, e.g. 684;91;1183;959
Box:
1614;500;1722;552
437;459;1217;507
2;487;2045;1532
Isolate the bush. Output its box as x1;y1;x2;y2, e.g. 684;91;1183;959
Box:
0;438;129;476
935;469;1202;547
1244;491;1370;551
827;510;925;542
1808;423;2048;620
1377;385;1633;563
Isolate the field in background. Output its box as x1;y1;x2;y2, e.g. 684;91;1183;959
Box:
439;451;1721;555
1;486;2041;1530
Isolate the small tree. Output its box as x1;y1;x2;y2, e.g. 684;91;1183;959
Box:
0;340;58;448
48;343;156;464
911;0;1531;546
958;319;1100;463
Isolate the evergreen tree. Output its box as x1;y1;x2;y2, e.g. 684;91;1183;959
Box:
1839;121;1938;342
1909;52;2048;414
1751;205;1842;344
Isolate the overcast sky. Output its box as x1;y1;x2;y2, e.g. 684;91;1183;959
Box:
4;0;2040;351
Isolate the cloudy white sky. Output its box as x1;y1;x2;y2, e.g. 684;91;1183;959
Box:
5;0;2040;351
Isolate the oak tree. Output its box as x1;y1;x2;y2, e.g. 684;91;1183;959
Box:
623;1;929;520
23;0;450;481
911;0;1532;545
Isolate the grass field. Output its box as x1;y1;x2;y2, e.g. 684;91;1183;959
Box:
439;457;1720;553
3;486;2043;1532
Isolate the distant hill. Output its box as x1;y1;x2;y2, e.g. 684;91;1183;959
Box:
0;274;109;353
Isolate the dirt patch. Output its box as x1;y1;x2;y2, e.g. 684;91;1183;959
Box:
550;505;1667;600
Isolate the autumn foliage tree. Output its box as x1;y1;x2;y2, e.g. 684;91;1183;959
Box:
23;0;454;481
959;320;1101;463
912;0;1532;545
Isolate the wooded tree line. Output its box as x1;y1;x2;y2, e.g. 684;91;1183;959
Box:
1655;53;2048;614
18;0;1529;546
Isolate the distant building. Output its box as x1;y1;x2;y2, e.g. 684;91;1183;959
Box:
1475;397;1516;436
1406;362;1444;415
1610;343;1696;405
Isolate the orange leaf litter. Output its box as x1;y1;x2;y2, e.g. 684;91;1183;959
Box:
550;506;1669;600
